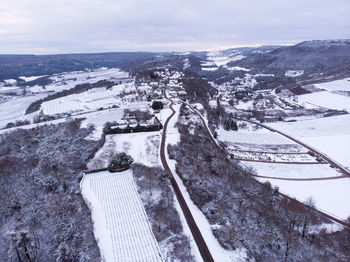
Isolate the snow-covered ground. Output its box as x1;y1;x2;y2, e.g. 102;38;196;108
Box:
285;70;304;77
0;94;47;128
201;51;246;71
235;100;254;110
81;170;163;262
267;114;350;170
88;131;160;169
80;108;125;140
41;83;134;115
217;127;293;145
298;91;350;111
246;162;341;179
225;66;250;72
183;58;190;70
314;77;350;92
232;150;318;163
34;68;129;94
19;75;47;82
165;103;250;262
256;176;350;221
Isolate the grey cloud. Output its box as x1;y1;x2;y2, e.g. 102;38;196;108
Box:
0;0;349;54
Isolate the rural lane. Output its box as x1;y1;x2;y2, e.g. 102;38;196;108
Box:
160;98;214;262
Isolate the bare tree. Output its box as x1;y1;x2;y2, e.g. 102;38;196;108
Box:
9;229;40;262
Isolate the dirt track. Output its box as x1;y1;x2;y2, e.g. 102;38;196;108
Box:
160;98;214;262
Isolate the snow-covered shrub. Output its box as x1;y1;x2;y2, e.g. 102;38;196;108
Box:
108;152;134;172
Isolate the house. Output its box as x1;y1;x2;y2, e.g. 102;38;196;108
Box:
106;115;163;134
234;90;248;99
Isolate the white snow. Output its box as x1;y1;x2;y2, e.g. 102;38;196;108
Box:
0;94;47;128
38;68;129;94
4;79;17;84
202;67;218;71
112;132;161;167
165;103;250;262
183;58;190;70
81;170;163;262
88;131;161;169
201;51;246;71
80;108;125;140
254;73;275;77
267;114;350;170
217;127;293;145
298;91;350;112
285;70;304;77
19;75;47;82
246;162;341;179
41;82;135;115
314;77;350;92
256;176;350;221
225;66;250;72
235;100;254;110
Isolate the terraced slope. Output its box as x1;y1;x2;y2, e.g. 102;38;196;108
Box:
81;170;163;262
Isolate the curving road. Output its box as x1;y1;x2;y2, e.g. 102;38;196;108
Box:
185;103;350;228
160;98;214;262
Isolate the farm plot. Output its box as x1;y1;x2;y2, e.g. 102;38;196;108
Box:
297;91;350;112
227;142;307;153
0;94;47;128
246;162;342;179
267;114;350;170
80;108;125;140
88;131;161;169
217;127;292;145
231;150;317;163
41;82;135;115
313;77;350;92
81;170;163;262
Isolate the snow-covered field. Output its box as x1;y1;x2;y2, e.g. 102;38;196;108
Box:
246;162;342;179
32;68;129;93
80;108;125;140
1;68;129;94
235;100;254;110
88;131;161;169
19;75;47;82
41;82;136;115
0;94;47;128
294;77;350;112
314;77;350;92
217;127;293;145
256;176;350;221
81;170;163;262
232;150;317;163
285;70;304;77
298;91;350;111
267;114;350;170
201;50;246;71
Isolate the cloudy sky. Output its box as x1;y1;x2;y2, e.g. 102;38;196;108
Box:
1;0;349;54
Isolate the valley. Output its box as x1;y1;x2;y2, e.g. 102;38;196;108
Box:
1;40;350;262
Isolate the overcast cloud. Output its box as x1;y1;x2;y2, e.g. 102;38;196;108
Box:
0;0;349;54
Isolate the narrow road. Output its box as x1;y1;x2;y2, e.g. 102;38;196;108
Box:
185;103;350;228
160;99;214;262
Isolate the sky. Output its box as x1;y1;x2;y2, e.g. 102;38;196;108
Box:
0;0;349;54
